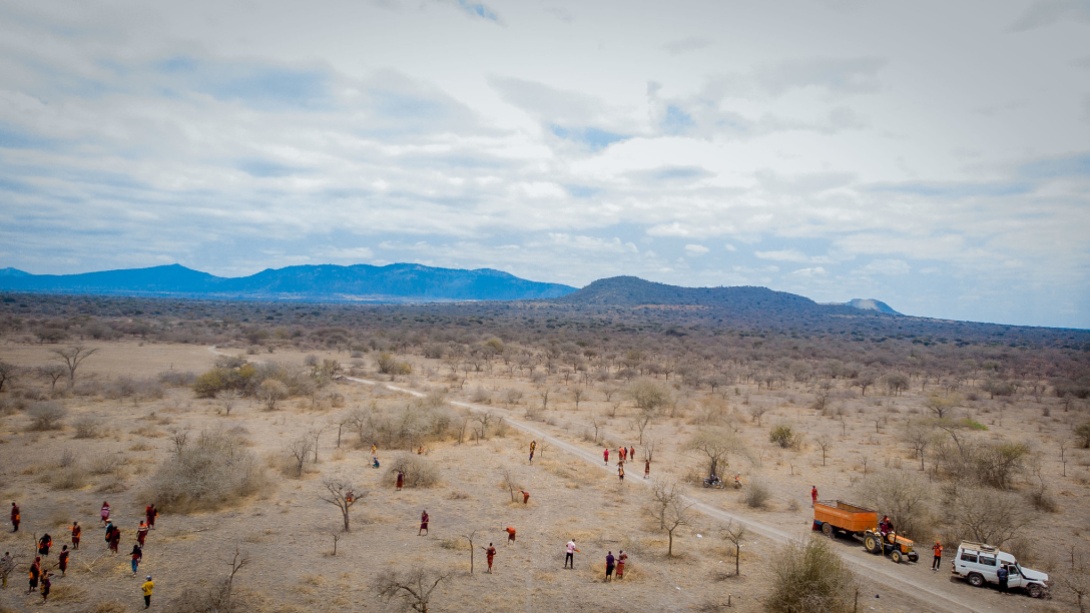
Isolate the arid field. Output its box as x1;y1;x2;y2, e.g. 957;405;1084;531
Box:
1;298;1088;613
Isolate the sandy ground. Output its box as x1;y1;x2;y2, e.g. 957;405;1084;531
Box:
0;340;1084;612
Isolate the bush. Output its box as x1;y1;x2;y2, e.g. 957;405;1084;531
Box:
150;430;267;512
765;537;855;613
769;424;801;449
385;454;440;488
854;471;935;540
27;400;68;430
745;481;770;509
73;415;102;439
1076;422;1090;449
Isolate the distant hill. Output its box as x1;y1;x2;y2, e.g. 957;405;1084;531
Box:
0;263;577;303
843;298;901;315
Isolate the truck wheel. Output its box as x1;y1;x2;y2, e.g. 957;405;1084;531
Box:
821;522;833;538
864;535;879;553
1027;584;1043;599
890;549;903;564
908;553;919;563
967;573;985;588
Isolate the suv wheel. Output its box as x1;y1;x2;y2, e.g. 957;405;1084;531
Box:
967;573;985;588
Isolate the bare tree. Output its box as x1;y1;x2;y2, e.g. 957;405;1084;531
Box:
462;529;478;574
905;421;935;471
648;479;692;556
1057;548;1090;613
815;435;831;467
257;379;289;411
222;544;250;611
590;416;605;444
642;439;656;463
748;405;768;427
925;393;959;419
319;477;364;532
632;409;654;445
721;521;746;576
38;364;67;393
473;411;494;443
500;469;522;503
571;387;584;409
375;569;450;613
218;389;242;416
288;436;314;477
945;485;1029;547
50;345;98;389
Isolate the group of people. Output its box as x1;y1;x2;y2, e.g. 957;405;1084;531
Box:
602;445;649;481
9;499;158;607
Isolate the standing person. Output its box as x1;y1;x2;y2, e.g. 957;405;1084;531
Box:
931;541;943;571
564;539;576;569
619;446;626;462
618;462;625;482
483;543;496;573
644;459;650;479
38;533;52;556
58;545;70;576
142;575;154;608
9;502;18;532
28;556;41;593
370;443;377;456
418;510;429;536
505;526;516;544
130;544;143;577
997;565;1009;593
605;551;615;582
529;440;536;464
100;501;111;526
145;504;158;530
71;521;81;550
39;569;50;602
603;448;609;465
109;525;121;554
616;550;627;579
1;551;12;588
629;446;634;462
137;521;149;547
396;470;405;491
811;485;818;506
519;490;530;504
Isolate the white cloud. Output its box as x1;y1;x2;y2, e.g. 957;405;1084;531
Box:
684;244;709;255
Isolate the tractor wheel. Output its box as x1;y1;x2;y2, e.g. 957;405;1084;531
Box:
967;573;985;588
821;522;833;538
1027;584;1043;599
863;535;880;553
890;549;903;564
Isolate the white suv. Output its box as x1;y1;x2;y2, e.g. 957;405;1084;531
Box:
952;541;1050;599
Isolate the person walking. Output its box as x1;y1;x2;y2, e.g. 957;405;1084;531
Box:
138;521;149;547
28;556;41;593
564;539;576;569
100;501;111;526
131;544;143;577
418;510;429;536
811;485;818;506
38;533;52;557
145;504;158;530
605;551;615;582
616;550;627;579
505;526;517;544
108;524;121;554
9;502;18;532
529;440;536;464
617;462;625;482
629;446;635;462
142;575;154;608
58;545;70;576
603;448;609;465
39;570;50;602
396;470;405;491
619;446;626;462
483;543;496;573
644;459;650;479
931;541;943;571
71;521;81;550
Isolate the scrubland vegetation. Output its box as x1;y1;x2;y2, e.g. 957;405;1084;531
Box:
0;292;1088;612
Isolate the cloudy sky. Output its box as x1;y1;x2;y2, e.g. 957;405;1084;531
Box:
1;1;1088;328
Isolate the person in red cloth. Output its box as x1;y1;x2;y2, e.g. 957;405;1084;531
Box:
483;542;496;573
100;501;111;526
811;485;818;506
505;526;516;544
137;521;149;546
58;546;70;576
603;448;609;464
145;504;158;529
396;470;405;491
10;502;19;532
70;521;81;550
418;510;429;536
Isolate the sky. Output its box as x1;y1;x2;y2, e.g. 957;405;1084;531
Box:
1;1;1088;329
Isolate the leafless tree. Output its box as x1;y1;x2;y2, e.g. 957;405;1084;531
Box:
632;409;654;445
50;345;98;389
500;469;522;503
648;479;692;556
748;405;768;427
256;379;289;411
689;428;744;479
38;364;67;393
905;421;936;471
462;529;478;574
473;411;494;443
815;435;831;466
218;389;241;416
374;569;450;613
571;387;584;409
288;436;314;477
319;477;364;532
721;521;746;576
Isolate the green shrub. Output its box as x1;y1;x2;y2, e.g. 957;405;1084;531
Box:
765;537;856;613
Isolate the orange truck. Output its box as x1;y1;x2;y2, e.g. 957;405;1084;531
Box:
813;500;919;564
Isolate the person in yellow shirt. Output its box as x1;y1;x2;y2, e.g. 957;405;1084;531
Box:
141;575;154;608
